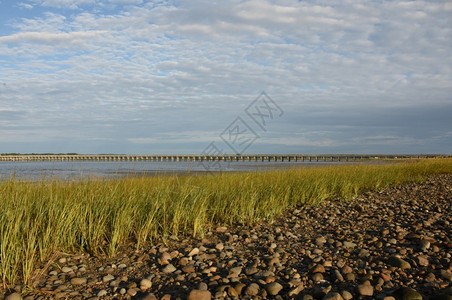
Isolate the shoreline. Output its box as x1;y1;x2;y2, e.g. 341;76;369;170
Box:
2;173;451;299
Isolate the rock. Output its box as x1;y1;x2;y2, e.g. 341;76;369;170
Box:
127;288;137;297
61;266;73;273
162;264;177;273
70;277;87;285
216;226;228;233
5;293;22;300
415;255;429;267
440;269;452;281
187;290;211;300
182;264;196;273
387;256;411;269
140;279;152;290
198;282;208;291
245;267;258;275
341;291;353;300
230;267;242;275
311;264;326;273
188;248;199;256
97;290;107;297
312;272;324;282
245;283;260;296
394;287;423;300
322;292;344;300
357;284;373;296
227;286;239;297
215;243;224;251
343;241;357;248
266;282;283;295
288;284;304;296
102;274;115;282
142;293;158;300
159;252;172;265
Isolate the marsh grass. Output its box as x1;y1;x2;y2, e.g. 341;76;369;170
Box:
0;158;451;287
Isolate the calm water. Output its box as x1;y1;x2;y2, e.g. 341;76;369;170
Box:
0;160;357;181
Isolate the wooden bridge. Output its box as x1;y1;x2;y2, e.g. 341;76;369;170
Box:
0;154;446;162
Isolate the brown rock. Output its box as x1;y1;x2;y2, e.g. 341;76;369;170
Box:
187;290;211;300
357;284;373;296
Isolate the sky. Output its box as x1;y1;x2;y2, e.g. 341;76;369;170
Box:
0;0;451;155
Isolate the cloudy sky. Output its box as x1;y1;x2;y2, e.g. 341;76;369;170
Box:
0;0;451;154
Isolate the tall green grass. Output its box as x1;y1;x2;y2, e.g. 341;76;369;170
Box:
0;158;451;288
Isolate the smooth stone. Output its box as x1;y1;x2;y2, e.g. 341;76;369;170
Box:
102;274;115;282
395;287;423;300
245;267;258;275
187;290;211;300
70;277;87;285
341;291;353;300
440;270;452;281
97;290;107;297
311;264;326;273
5;293;23;300
162;264;177;273
357;284;374;296
322;292;344;300
312;272;324;282
343;241;357;248
140;279;152;290
245;283;260;296
188;248;200;257
266;282;283;295
61;267;73;273
387;256;411;269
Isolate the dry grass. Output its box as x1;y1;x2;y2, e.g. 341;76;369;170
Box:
0;158;451;287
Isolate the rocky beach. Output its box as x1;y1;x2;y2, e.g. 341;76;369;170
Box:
2;174;451;300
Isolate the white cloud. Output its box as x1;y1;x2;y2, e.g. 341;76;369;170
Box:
0;0;451;154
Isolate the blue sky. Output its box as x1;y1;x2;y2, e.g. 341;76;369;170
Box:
0;0;451;154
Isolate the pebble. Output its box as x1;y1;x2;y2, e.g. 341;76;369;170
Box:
61;266;73;273
187;289;211;300
323;292;343;300
102;274;115;282
140;278;152;290
162;264;177;273
357;284;373;296
387;256;411;269
70;277;87;285
5;293;22;300
266;282;283;295
97;290;107;297
395;287;423;300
